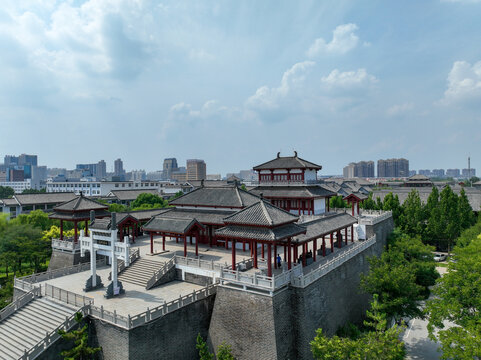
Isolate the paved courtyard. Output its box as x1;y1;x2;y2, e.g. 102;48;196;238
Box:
38;266;204;317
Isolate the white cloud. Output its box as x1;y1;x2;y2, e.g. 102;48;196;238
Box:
320;68;377;90
306;23;359;57
387;102;414;116
246;61;315;110
442;60;481;104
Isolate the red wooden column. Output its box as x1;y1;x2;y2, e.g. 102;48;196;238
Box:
302;243;307;266
232;239;236;270
337;231;342;248
322;236;326;257
119;226;123;242
261;244;265;259
267;243;272;277
287;238;292;270
60;220;64;240
150;232;154;254
357;202;360;215
284;245;287;263
162;235;166;251
351;225;354;242
293;245;298;263
345;228;348;245
327;198;330;212
243;241;246;252
183;235;187;257
195;231;199;257
74;221;78;243
352;201;355;216
253;241;258;268
330;233;334;253
313;238;317;261
85;220;89;237
274;244;277;269
225;238;228;249
250;241;254;257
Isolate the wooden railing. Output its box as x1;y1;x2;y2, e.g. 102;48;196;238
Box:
20;306;90;360
291;235;377;288
174;255;224;271
0;287;40;322
88;284;217;329
51;238;80;252
145;256;176;290
16;258;107;284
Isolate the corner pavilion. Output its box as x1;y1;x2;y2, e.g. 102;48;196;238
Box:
48;193;110;242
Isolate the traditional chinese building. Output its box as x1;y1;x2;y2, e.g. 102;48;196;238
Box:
250;152;336;215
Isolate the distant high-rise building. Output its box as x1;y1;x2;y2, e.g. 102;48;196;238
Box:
409;170;417;177
446;169;460;178
432;169;445;178
418;169;431;176
114;158;124;177
163;158;179;180
343;161;374;178
4;155;18;167
9;169;24;181
97;160;107;179
377;158;409;178
462;168;476;177
186;159;206;181
18;154;38;167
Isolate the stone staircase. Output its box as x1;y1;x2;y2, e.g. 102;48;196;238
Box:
118;258;167;288
0;298;77;359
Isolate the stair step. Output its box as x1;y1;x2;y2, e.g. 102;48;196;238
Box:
29;301;72;319
0;320;42;346
22;306;64;327
12;311;55;332
0;342;24;359
2;317;45;343
0;326;32;354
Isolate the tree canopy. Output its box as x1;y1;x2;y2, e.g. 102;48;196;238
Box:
0;186;14;199
131;193;168;210
426;235;481;359
311;295;406;360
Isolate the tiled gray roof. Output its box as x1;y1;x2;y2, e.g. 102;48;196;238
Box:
142;217;204;234
253;153;322;170
107;189;160;201
54;194;108;212
344;192;368;201
249;185;336;199
407;174;431;181
187;180;229;188
117;209;169;222
7;193;77;206
372;188;481;212
294;213;357;243
91;214;140;230
170;186;260;208
223;200;298;226
48;209;111;221
148;208;235;225
1;198;19;206
215;223;306;242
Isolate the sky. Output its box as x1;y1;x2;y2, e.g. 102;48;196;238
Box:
1;0;481;176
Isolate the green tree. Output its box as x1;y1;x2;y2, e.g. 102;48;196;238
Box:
329;196;348;209
438;185;459;252
382;192;402;224
311;295;405;360
131;193;168;210
458;188;475;231
169;191;184;201
217;342;235;360
58;312;102;360
108;203;128;213
196;333;214;360
360;193;379;210
0;186;14;199
426;237;481;359
21;188;46;194
398;190;424;237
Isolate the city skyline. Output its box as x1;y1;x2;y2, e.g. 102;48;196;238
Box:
1;1;481;175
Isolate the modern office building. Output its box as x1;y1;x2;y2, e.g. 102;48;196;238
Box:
163;158;179;180
462;168;476;177
186;159;206;181
114;159;124;177
377;158;409;178
343;161;374;178
446;169;461;178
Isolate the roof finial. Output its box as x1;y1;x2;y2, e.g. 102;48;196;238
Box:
277;151;280;158
294;150;298;157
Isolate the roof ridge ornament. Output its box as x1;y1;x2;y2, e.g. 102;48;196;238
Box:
294;151;298;158
277;152;280;158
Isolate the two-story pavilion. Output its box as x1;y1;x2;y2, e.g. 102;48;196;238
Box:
250;152;336;215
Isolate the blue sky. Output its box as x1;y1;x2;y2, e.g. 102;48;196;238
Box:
1;0;481;175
